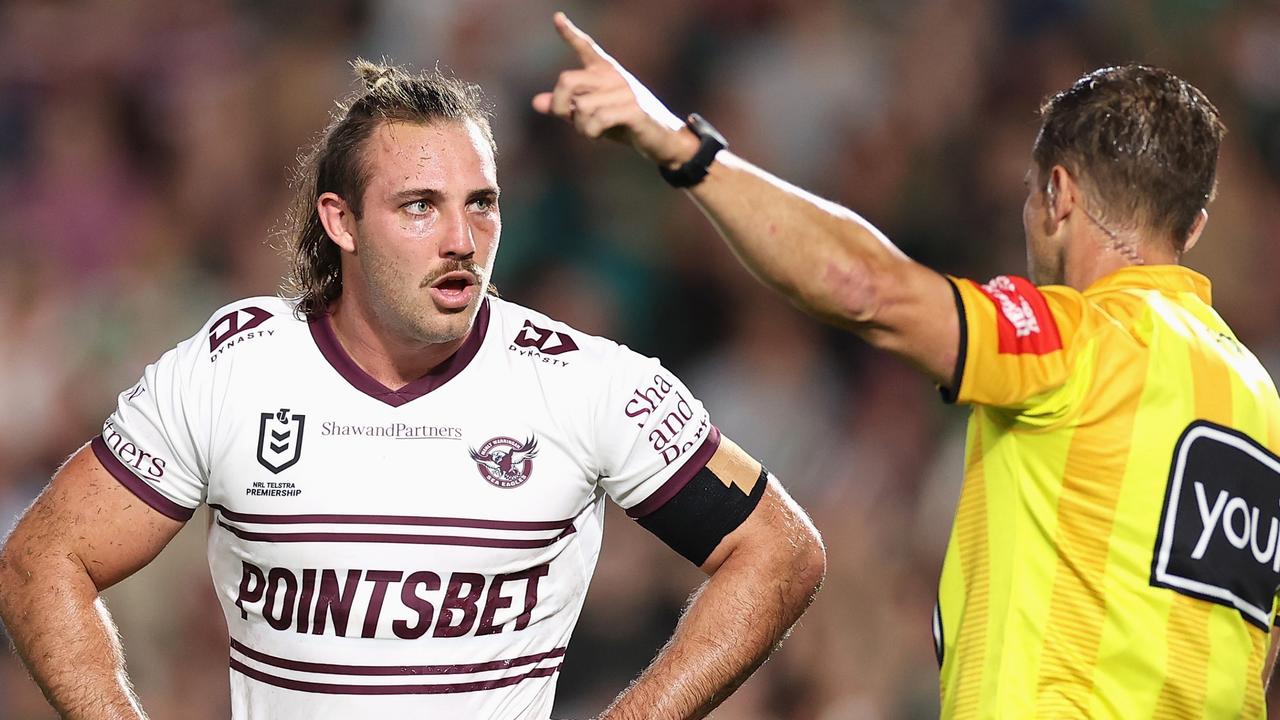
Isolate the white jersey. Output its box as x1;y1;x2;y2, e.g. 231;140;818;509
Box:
93;295;719;719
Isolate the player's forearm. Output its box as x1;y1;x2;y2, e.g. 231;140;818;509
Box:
597;530;825;720
0;548;147;719
678;149;912;331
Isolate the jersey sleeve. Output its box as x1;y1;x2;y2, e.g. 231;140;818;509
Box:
943;274;1086;409
90;326;211;521
591;347;720;518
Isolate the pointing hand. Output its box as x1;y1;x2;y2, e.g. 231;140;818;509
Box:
532;12;695;167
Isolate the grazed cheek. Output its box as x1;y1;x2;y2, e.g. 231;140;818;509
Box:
399;217;433;235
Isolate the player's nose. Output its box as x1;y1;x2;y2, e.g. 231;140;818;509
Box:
438;207;476;259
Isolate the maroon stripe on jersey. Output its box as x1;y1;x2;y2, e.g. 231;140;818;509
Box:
626;425;722;519
308;297;490;407
230;639;566;676
215;519;574;547
207;504;575;531
90;436;196;522
229;658;560;695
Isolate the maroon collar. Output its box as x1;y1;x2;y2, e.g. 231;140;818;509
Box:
308;298;491;407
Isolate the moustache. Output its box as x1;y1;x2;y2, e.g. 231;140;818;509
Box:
420;260;486;288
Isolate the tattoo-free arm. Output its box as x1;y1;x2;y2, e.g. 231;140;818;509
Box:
681;153;959;383
0;444;185;719
534;12;959;384
599;437;826;720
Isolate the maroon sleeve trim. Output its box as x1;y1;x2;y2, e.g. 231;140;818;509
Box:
626;425;722;519
90;436;196;522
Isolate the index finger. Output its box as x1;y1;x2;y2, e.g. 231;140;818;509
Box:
554;11;608;67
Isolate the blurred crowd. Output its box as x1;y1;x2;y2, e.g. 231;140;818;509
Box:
2;0;1278;718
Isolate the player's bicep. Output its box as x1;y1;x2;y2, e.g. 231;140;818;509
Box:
856;259;960;386
694;437;821;577
627;433;822;579
630;434;768;569
3;444;185;592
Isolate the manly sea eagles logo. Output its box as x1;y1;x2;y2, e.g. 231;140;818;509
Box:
469;436;539;488
257;409;306;474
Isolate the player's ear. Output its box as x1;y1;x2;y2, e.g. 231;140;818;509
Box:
1182;208;1208;254
318;192;358;253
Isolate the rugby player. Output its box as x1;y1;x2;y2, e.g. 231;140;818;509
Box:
537;11;1280;718
0;60;826;719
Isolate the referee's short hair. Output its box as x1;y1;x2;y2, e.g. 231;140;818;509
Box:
280;59;496;318
1032;64;1226;250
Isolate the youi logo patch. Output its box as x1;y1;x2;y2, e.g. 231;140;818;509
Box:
1151;421;1280;630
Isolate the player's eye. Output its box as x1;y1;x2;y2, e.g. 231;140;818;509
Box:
469;196;497;213
405;200;431;215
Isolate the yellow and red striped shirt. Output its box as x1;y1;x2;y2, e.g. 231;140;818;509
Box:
936;265;1280;718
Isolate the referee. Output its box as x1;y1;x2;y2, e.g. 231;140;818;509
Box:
537;12;1280;719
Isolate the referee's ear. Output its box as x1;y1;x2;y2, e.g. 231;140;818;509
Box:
318;192;358;254
1182;208;1208;255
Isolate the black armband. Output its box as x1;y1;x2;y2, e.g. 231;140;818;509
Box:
635;464;768;566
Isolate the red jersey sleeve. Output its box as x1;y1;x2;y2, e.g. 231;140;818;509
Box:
944;275;1086;409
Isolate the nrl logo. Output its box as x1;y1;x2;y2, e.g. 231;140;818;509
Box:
258;408;306;474
469;436;539;488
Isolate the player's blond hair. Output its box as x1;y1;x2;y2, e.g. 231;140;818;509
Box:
279;59;496;318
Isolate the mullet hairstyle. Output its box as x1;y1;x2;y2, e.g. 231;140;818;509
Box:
1032;64;1226;250
279;58;496;318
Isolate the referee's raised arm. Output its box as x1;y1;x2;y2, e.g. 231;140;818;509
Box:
538;12;1280;720
532;12;960;386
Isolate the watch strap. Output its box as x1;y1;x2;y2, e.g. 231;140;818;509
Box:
659;114;727;188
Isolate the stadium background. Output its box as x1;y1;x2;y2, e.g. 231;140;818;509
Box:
1;0;1278;717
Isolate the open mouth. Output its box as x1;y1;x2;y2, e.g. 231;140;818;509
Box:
428;272;478;309
436;277;471;293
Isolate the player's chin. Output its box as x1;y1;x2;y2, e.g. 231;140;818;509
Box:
417;300;479;342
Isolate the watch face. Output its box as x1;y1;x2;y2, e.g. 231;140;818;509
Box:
688;114;727;149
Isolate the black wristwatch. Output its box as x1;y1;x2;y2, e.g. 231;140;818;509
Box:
659;114;727;188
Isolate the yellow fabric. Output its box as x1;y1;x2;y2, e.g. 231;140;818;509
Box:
936;266;1280;719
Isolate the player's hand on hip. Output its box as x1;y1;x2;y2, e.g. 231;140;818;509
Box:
533;12;693;166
